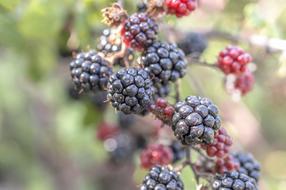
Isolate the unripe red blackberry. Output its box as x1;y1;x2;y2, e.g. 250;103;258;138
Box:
218;46;252;75
140;144;173;169
233;152;261;182
172;96;221;145
234;70;255;95
121;13;158;51
140;165;184;190
142;41;187;84
97;28;122;56
69;50;112;92
107;68;154;115
215;155;240;174
150;98;175;124
165;0;197;17
212;171;258;190
202;128;232;158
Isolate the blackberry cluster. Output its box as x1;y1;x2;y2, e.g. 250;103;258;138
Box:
165;0;197;17
169;140;186;163
218;46;252;75
121;13;158;51
178;32;208;58
142;42;187;84
172;96;221;145
212;171;258;190
140;165;184;190
69;50;112;92
234;70;255;95
202;128;232;158
107;68;154;115
233;152;261;182
97;29;122;56
140;144;173;169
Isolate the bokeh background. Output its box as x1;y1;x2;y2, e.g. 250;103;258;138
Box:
1;0;286;189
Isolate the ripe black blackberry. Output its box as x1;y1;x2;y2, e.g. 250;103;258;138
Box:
121;13;158;51
233;152;261;182
142;41;187;84
212;171;258;190
107;68;154;115
172;96;221;145
69;50;112;92
178;32;207;58
169;140;186;163
97;29;122;56
140;165;184;190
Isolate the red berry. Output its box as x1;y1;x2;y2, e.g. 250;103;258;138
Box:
202;128;232;158
234;70;255;95
165;0;197;17
215;155;239;174
96;122;119;141
140;144;173;169
218;46;253;75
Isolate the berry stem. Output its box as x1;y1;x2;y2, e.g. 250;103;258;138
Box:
187;147;200;184
175;81;181;102
187;56;218;69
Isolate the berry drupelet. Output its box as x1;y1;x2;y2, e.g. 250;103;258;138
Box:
107;68;154;115
142;41;187;84
233;152;261;182
218;46;252;75
69;50;112;92
202;127;233;158
140;144;173;169
165;0;197;17
172;96;221;145
121;13;158;51
215;155;240;174
140;165;184;190
212;171;258;190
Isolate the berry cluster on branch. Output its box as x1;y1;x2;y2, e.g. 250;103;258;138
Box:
67;1;261;189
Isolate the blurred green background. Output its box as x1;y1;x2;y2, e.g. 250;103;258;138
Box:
0;0;286;189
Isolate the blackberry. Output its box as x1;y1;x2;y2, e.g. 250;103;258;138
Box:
69;50;112;92
140;165;184;190
234;70;255;96
172;96;221;145
150;98;175;125
97;28;122;56
169;140;186;163
215;155;240;174
67;83;81;100
140;144;173;169
212;171;258;190
142;41;187;84
107;68;154;115
178;32;207;58
218;46;252;75
121;13;158;51
233;152;261;182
